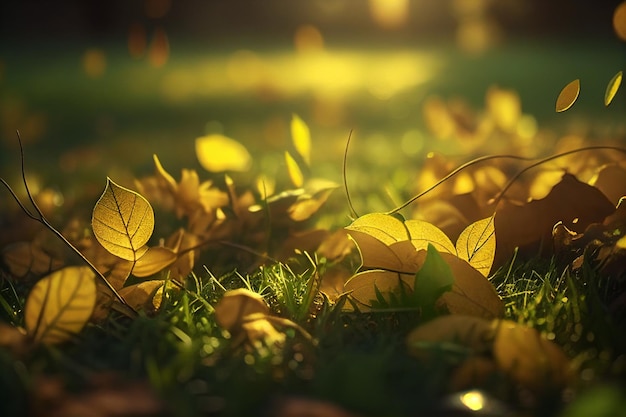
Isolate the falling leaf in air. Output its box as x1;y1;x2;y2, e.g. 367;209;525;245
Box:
285;151;304;188
291;113;311;165
92;178;154;261
24;266;97;344
605;71;622;106
456;216;496;277
195;134;252;172
555;79;580;112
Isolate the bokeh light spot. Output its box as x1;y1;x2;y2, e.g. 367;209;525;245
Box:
613;1;626;41
368;0;409;29
460;390;484;411
82;48;107;78
294;25;325;54
148;27;169;68
128;22;147;59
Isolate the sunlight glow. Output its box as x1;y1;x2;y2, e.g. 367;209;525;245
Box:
460;390;485;411
368;0;409;29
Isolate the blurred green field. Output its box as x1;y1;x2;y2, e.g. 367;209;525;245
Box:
1;39;625;214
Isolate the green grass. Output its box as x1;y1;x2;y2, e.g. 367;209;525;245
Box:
1;247;624;417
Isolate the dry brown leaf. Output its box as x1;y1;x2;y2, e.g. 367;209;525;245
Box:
589;163;626;205
494;173;615;268
2;241;65;279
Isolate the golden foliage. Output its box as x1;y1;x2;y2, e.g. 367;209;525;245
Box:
24;266;96;345
92;178;154;262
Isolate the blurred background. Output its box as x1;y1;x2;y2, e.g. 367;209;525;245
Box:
0;0;625;214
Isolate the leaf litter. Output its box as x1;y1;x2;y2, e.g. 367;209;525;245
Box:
0;89;625;417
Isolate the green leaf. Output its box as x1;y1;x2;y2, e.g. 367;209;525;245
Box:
413;243;454;315
92;178;154;261
25;266;96;344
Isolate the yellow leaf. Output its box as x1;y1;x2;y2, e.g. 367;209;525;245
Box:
132;246;177;277
291;114;311;165
404;219;456;254
285;151;304;188
604;70;622;107
195;134;252;172
348;231;416;272
437;253;504;319
92;178;154;261
456;216;496;277
346;213;409;244
152;154;177;191
25;266;96;344
119;280;168;312
214;288;269;332
344;270;413;311
493;320;572;392
287;182;338;222
555;79;580;112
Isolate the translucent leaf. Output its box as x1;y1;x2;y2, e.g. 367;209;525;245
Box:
555;79;580;112
437;253;504;319
132;246;177;277
348;230;410;271
24;266;96;344
346;213;409;244
344;270;413;311
405;219;456;254
291;113;311;165
493;320;571;392
92;178;154;261
195;134;252;172
604;71;622;107
456;216;496;277
119;280;167;312
285;151;304;188
214;288;269;331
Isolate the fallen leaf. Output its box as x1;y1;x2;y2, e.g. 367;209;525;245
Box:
118;280;168;312
494;173;615;268
214;288;269;332
555;79;580;112
456;216;496;277
2;241;64;279
92;178;154;261
195;134;252;172
132;246;177;277
493;320;572;393
343;269;413;310
24;266;96;344
437;253;504;319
